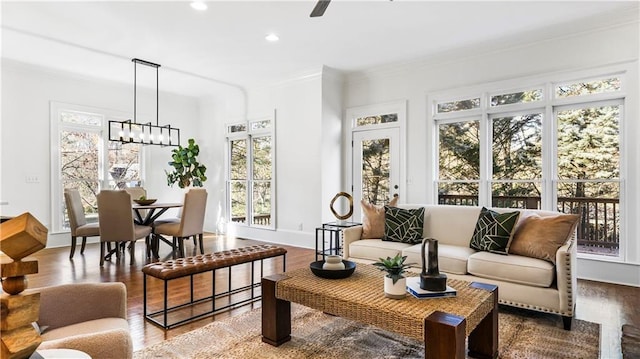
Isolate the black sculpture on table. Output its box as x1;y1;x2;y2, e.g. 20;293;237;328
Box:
420;238;448;291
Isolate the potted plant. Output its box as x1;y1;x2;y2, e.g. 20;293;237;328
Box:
166;138;207;188
372;254;411;299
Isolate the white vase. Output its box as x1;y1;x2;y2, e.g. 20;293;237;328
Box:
384;276;407;299
323;255;345;270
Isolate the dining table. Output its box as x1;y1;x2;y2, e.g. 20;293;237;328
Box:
132;202;183;259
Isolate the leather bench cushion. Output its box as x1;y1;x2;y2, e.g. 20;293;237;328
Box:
41;318;130;341
467;251;554;288
348;239;411;262
402;243;475;275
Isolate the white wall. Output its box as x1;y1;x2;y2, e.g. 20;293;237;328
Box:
342;20;640;285
0;60;201;248
227;66;345;250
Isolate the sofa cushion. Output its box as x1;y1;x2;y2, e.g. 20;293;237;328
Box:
469;207;520;254
349;239;411;262
41;317;130;342
402;243;475;275
467;251;555;287
509;213;579;264
383;206;425;244
361;197;398;239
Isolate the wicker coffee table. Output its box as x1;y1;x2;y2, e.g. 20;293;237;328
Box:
261;264;498;359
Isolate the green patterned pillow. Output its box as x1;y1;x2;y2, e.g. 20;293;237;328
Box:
470;207;520;254
383;206;425;244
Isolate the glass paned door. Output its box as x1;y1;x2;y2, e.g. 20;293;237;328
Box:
352;128;400;220
229;138;248;224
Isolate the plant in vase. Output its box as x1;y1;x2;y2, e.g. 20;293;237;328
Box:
372;253;411;299
166;138;207;188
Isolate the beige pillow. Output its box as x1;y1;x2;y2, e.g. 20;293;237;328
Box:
361;196;398;239
509;214;580;264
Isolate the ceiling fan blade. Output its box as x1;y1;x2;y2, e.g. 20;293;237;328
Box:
310;0;331;17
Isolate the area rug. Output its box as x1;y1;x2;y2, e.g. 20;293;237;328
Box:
134;305;599;359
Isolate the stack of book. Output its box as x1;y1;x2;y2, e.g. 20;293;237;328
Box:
406;277;457;299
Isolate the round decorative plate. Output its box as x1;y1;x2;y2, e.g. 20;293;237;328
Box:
309;260;356;279
133;199;157;205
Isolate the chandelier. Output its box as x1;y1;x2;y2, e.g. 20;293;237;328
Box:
108;58;180;147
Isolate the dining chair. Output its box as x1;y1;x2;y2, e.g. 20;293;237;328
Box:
64;188;100;259
124;186;148;220
123;186;146;201
97;190;153;266
154;188;207;258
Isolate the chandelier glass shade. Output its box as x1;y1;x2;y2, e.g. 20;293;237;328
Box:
108;58;180;147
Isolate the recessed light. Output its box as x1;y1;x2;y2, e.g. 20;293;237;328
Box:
190;1;208;11
265;33;279;42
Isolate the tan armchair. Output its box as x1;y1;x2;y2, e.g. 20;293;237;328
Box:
97;190;152;266
154;188;207;257
35;282;133;359
64;189;100;259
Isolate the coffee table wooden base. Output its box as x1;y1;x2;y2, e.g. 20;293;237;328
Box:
261;274;498;359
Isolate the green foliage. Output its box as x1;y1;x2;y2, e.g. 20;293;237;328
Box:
372;254;410;284
166;138;207;188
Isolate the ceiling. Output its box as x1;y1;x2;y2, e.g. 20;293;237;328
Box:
1;1;638;97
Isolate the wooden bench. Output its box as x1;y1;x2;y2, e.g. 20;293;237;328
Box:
142;244;287;329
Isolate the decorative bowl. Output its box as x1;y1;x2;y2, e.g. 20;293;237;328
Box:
309;260;356;279
133;199;157;205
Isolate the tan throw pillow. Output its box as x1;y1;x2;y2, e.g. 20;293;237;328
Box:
509;214;580;264
361;196;398;239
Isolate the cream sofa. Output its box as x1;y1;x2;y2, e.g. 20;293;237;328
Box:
343;204;577;330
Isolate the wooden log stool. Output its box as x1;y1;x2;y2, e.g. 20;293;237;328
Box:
1;213;48;359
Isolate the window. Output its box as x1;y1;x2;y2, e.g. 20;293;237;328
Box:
51;103;143;233
225;117;275;229
433;73;625;258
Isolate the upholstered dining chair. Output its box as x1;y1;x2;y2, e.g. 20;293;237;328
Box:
123;186;146;201
97;190;152;266
64;188;100;259
123;186;147;220
154;188;207;258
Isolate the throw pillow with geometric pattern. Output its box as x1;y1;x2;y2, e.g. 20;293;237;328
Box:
470;207;520;255
383;206;425;244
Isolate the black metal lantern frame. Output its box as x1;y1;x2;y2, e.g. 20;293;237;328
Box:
108;58;180;147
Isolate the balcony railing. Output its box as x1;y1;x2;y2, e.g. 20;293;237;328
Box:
438;195;619;253
231;214;271;226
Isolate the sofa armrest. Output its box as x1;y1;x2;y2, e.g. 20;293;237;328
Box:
36;282;127;330
342;225;363;259
555;233;577;316
38;328;132;359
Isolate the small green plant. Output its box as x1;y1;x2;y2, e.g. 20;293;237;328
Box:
372;254;411;284
166;138;207;188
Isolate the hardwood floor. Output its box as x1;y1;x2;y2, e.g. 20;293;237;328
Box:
15;234;639;358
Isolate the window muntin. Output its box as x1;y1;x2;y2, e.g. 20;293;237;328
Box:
490;89;543;107
226;117;275;229
436;97;480;114
229;139;247;224
432;71;625;259
227;124;247;133
555;77;621;98
52;105;143;232
438;120;480;181
492;113;542;181
355;113;398;127
557;105;619;181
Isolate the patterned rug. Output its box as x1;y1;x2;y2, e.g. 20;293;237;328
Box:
135;304;599;359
